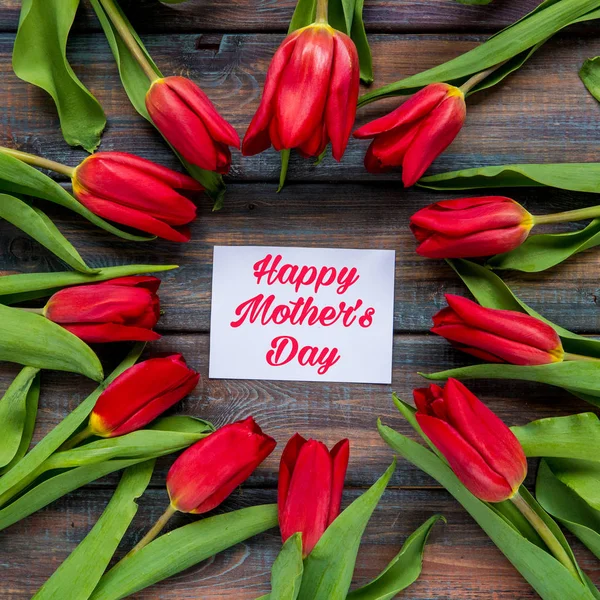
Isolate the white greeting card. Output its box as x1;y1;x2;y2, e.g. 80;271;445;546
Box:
209;246;395;384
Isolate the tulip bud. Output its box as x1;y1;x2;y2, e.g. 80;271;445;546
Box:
243;24;359;162
72;152;200;242
89;353;200;438
410;196;534;258
146;76;241;174
414;379;527;502
44;276;161;343
432;294;564;365
353;83;466;187
167;417;276;514
278;434;349;556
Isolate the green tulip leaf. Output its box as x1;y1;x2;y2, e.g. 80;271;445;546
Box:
419;163;600;193
377;421;599;600
0;264;177;305
446;258;600;358
580;56;600;103
269;533;304;600
0;304;103;380
88;0;226;208
537;460;600;560
346;514;444;600
359;0;600;105
90;504;279;600
32;460;155;600
0;195;96;273
13;0;106;152
512;413;600;462
0;368;40;471
487;219;600;272
0;344;143;502
0;151;153;241
297;460;396;600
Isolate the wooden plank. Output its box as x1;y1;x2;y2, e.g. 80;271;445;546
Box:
0;333;592;489
2;183;600;333
1;486;598;599
0;0;554;34
1;33;600;183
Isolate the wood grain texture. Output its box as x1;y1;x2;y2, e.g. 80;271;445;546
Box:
0;0;557;34
1;487;599;600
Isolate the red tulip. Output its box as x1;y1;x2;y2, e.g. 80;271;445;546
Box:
44;276;161;343
146;76;240;174
432;294;564;365
89;354;199;437
278;434;349;556
72;152;200;242
353;83;466;186
414;379;527;502
167;417;276;513
410;197;534;258
242;24;359;161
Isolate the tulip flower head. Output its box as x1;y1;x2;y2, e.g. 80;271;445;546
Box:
44;276;161;343
410;196;534;258
414;379;527;502
432;294;564;365
167;417;276;514
146;76;240;174
242;23;359;161
72;152;201;242
353;83;466;186
89;353;200;438
278;434;349;556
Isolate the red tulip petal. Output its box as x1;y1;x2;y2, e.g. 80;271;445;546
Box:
416;414;515;502
413;384;444;415
444;379;527;492
164;77;240;148
328;438;349;524
363;142;388;173
368;123;419;169
275;25;334;150
62;323;161;344
450;342;506;363
401;93;466;187
297;123;328;158
75;189;192;242
353;83;451;139
242;32;300;156
97;276;161;293
445;295;562;353
278;433;308;513
326;33;359;161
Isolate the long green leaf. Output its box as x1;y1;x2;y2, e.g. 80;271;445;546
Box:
359;0;600;105
269;533;304;600
0;264;177;305
90;504;279;600
419;163;600;192
13;0;106;152
487;219;600;272
0;367;40;470
537;460;600;559
297;460;396;600
32;460;155;600
0;195;96;273
88;0;226;208
0;304;102;380
580;56;600;102
0;151;152;241
377;422;598;599
346;514;444;600
0;343;143;500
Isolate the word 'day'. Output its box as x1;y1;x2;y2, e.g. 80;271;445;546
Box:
209;246;395;384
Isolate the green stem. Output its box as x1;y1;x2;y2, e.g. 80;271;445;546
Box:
459;60;509;94
0;146;75;178
510;492;580;581
127;504;177;556
59;425;94;452
563;352;600;363
534;206;600;225
98;0;158;82
315;0;329;24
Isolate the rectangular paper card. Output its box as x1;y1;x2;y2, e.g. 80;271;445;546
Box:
209;246;396;384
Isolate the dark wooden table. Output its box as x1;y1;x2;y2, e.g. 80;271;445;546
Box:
1;0;600;597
